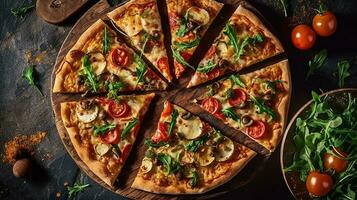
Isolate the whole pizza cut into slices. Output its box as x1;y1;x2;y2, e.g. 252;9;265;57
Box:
187;5;284;88
53;19;167;94
132;101;256;194
167;0;223;78
195;60;290;151
107;0;172;81
60;93;155;186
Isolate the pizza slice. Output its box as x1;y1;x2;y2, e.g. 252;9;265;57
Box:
60;93;155;186
187;5;284;88
107;0;172;81
132;101;256;194
53;19;167;94
195;60;290;151
167;0;223;78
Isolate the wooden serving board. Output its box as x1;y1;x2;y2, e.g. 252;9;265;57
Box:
50;0;290;199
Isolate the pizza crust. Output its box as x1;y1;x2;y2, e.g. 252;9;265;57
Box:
132;146;256;194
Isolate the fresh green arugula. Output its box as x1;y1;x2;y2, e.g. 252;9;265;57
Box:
251;96;276;120
107;81;124;101
134;54;147;84
121;118;138;140
185;134;209;152
279;0;290;17
67;182;90;198
81;55;99;93
157;153;181;175
222;107;240;121
93;124;116;137
168;109;179;137
175;37;201;51
284;92;357;199
223;22;240;60
263;79;284;94
335;59;351;88
230;74;245;88
11;3;35;18
144;139;168;147
176;13;189;37
188;171;199;188
102;26;110;54
23;65;43;96
171;47;195;70
306;49;328;79
196;60;216;73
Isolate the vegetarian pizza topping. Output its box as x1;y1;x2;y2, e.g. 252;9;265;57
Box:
246;120;266;139
110;48;131;68
108;100;131;118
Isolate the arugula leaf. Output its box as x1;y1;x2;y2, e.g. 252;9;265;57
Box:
93;124;116;137
171;47;195;70
230;74;245;88
306;49;328;79
102;26;110;54
188;171;199;188
157;153;181;175
120;118;138;140
185;134;209;152
175;37;201;51
134;54;147;84
67;182;90;198
279;0;290;17
222;107;240;121
144;139;168;147
176;13;189;37
236;34;265;60
196;60;216;73
107;81;124;101
81;55;99;93
168;109;179;137
335;59;351;88
23;65;43;96
11;3;35;18
250;96;276;120
223;22;240;60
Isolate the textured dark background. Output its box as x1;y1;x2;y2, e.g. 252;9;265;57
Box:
0;0;356;199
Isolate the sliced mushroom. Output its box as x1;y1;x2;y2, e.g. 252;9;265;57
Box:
140;158;153;173
76;103;99;123
195;147;215;166
241;115;253;127
187;6;210;26
87;52;106;75
95;143;111;156
215;137;235;162
177;117;203;140
216;42;228;57
181;111;192;120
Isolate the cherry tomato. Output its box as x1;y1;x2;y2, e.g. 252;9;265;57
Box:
291;24;316;50
110;48;131;67
157;57;170;75
206;46;216;59
228;88;247;106
101;128;120;144
323;148;348;173
246;120;266;139
162;101;173;118
108;100;131;118
206;68;221;79
174;52;192;77
119;144;132;164
151;122;169;143
313;11;337;37
201;97;221;114
306;171;333;197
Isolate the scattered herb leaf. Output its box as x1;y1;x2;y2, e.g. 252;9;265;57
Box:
93;124;116;137
11;3;35;18
230;74;245;88
67;182;90;198
134;54;147;84
121;118;138;140
168;109;179;137
335;59;351;88
23;65;43;96
81;55;99;93
175;37;201;51
171;47;194;70
102;26;110;54
306;49;328;79
157;153;181;175
251;96;276;120
107;81;124;101
222;107;240;121
185;134;209;152
196;60;216;73
144;139;168;147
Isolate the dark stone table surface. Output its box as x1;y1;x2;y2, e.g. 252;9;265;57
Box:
0;0;356;199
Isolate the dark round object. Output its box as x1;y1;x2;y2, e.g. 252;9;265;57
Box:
13;158;32;178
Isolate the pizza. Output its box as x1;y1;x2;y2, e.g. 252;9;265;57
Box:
60;93;155;186
132;101;256;194
53;19;167;94
167;0;223;78
107;0;172;81
194;60;290;151
187;5;284;88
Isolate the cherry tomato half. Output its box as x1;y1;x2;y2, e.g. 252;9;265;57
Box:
151;122;169;143
169;13;180;30
119;144;132;164
101;128;120;144
206;68;221;80
157;57;170;76
162;101;173;118
206;46;216;59
306;171;333;197
291;24;316;50
323;148;348;173
228;88;247;106
108;100;131;118
313;11;337;37
110;48;131;67
201;97;221;114
246;120;266;139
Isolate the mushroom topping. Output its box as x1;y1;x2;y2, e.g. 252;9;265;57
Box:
177;117;203;140
241;115;253;127
186;6;210;26
140;158;153;174
87;52;106;75
95;143;111;156
215;137;235;162
76;101;99;123
195;147;215;166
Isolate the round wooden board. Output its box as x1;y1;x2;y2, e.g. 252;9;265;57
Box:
51;0;291;199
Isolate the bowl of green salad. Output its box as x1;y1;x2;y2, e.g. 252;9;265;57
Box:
281;88;357;200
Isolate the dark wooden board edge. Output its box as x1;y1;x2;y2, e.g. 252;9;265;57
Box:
50;0;291;199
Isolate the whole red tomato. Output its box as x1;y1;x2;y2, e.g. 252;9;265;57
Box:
306;171;333;197
313;11;337;37
291;24;316;50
